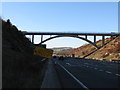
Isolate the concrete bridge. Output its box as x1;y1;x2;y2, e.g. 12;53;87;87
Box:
22;32;120;49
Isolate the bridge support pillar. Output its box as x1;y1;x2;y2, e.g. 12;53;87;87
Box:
102;36;105;46
110;36;113;41
41;35;43;42
94;35;96;44
85;35;87;39
32;35;34;44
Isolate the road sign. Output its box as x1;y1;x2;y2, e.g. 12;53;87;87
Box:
34;46;53;58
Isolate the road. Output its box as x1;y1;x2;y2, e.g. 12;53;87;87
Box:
52;57;120;89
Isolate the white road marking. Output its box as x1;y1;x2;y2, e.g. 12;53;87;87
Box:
105;71;112;74
41;58;47;61
66;61;119;78
66;63;71;66
115;74;120;77
58;63;89;90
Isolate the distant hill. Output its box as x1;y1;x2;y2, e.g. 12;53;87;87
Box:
50;47;73;55
66;36;120;60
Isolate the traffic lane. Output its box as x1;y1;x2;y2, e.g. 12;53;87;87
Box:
60;58;120;74
59;62;119;88
53;58;120;88
82;59;120;70
65;58;119;68
54;58;120;77
59;59;119;78
66;58;119;69
54;62;84;88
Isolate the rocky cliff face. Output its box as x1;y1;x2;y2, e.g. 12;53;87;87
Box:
2;19;46;88
88;36;120;60
67;36;120;60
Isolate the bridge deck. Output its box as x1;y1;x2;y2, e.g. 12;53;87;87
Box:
22;31;120;36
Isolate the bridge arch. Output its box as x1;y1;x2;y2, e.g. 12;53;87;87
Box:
39;35;99;49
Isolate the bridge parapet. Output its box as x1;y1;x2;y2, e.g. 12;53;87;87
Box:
22;31;120;36
22;31;120;49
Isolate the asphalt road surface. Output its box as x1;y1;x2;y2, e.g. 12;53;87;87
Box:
52;57;120;89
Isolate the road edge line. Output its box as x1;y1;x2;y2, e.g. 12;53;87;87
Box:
58;63;89;90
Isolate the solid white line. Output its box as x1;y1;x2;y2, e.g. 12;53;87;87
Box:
105;71;112;74
115;74;120;76
58;63;89;90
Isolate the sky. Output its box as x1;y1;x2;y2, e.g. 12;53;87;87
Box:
1;2;118;48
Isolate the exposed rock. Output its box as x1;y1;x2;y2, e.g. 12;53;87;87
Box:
66;36;120;60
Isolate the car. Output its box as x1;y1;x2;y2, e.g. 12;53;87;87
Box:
53;56;57;58
58;56;64;60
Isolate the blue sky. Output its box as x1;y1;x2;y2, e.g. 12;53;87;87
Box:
2;2;118;48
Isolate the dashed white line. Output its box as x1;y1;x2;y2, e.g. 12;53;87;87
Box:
115;74;120;77
66;62;119;77
105;71;112;74
66;63;71;66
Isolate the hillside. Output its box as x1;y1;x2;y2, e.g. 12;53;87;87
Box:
88;36;120;60
2;19;47;88
67;36;120;60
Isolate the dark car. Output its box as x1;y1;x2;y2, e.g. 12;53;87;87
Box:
53;56;57;58
59;56;64;60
